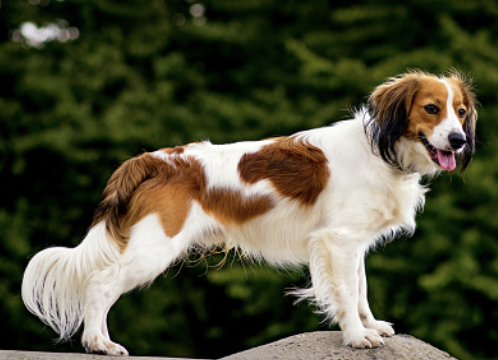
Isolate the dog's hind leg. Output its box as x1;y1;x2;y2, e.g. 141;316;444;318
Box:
82;265;129;355
82;214;191;355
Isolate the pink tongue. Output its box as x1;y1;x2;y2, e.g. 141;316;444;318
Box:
437;150;456;171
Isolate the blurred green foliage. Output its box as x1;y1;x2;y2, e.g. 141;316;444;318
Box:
1;0;498;359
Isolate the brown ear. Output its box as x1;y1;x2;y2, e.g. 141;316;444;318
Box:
448;70;478;176
367;72;420;166
461;101;477;175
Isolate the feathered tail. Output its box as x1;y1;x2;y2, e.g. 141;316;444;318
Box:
21;220;121;341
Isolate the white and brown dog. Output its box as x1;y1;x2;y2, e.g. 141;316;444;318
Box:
22;70;477;355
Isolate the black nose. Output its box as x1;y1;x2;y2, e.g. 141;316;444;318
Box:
448;132;466;150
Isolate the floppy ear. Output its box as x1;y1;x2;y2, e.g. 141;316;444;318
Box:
460;99;477;175
446;69;478;177
367;73;419;166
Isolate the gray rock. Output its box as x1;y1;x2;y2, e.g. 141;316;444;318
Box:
220;331;458;360
0;332;458;360
0;350;203;360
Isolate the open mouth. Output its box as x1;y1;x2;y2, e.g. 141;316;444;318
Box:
419;133;456;171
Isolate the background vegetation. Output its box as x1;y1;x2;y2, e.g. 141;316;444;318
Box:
1;0;498;359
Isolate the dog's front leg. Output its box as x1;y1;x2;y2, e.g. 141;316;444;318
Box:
308;229;384;348
357;254;395;337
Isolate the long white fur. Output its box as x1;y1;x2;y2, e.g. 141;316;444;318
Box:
22;104;458;354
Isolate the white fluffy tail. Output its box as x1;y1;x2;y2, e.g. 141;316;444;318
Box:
21;222;121;341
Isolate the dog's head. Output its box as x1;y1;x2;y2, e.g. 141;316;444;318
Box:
368;70;477;176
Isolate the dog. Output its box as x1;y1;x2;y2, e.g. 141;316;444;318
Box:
21;70;477;355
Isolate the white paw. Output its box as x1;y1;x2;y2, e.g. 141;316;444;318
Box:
344;328;385;349
82;332;129;355
363;318;395;337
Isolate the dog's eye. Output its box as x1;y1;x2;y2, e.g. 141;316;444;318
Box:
424;104;439;115
458;108;466;118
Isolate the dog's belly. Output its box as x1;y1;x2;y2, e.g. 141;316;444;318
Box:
187;199;322;266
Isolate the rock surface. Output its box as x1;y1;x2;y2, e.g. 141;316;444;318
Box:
0;331;457;360
0;351;200;360
221;331;458;360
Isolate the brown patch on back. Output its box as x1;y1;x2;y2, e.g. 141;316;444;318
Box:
238;136;329;206
94;147;278;250
202;188;274;225
126;157;275;235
